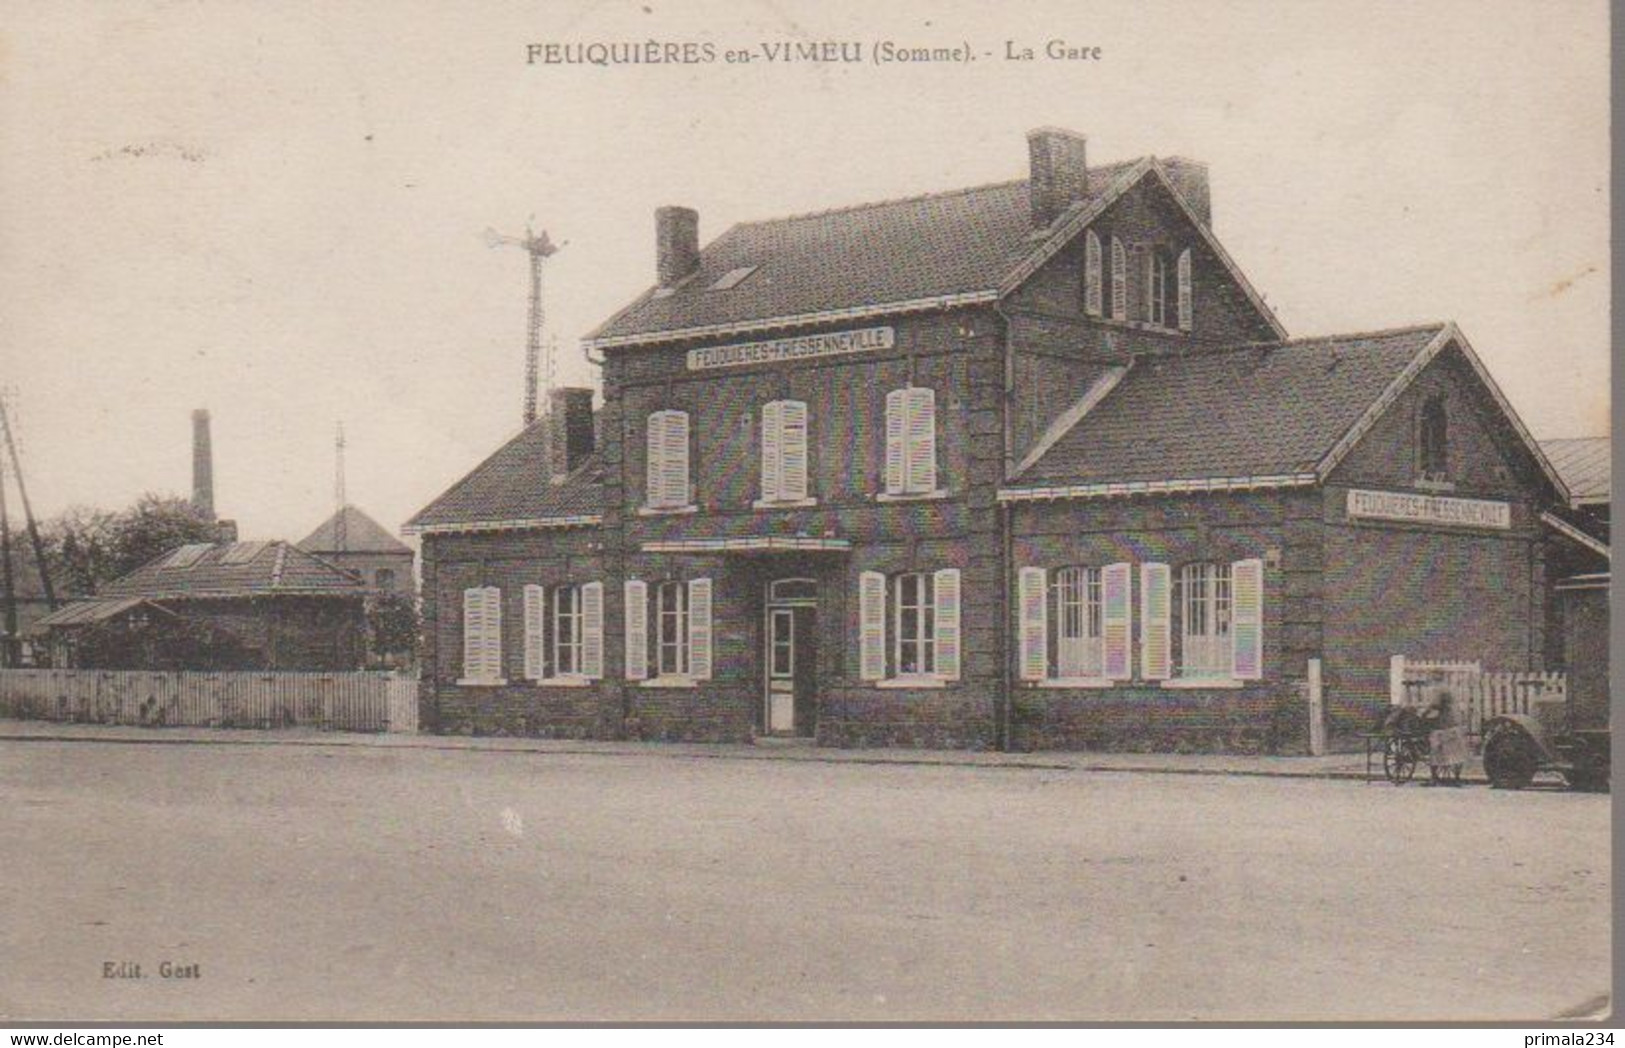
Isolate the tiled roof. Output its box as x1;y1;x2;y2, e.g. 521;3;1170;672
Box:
587;163;1143;345
1539;437;1609;504
299;505;413;555
1011;325;1449;489
98;541;365;600
405;422;604;532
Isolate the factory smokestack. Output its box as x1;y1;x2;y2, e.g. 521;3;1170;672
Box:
191;409;215;521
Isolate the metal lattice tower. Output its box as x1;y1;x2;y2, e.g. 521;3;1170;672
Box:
334;421;347;553
485;224;560;426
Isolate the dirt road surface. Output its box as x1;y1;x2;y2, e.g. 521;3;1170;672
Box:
0;740;1608;1022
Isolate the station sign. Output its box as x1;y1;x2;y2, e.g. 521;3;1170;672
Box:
1346;488;1511;530
687;326;895;371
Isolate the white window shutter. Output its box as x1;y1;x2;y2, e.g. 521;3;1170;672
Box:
906;386;937;493
648;410;690;508
780;400;809;502
1110;237;1127;320
1101;563;1132;680
581;581;604;679
688;577;713;680
462;588;485;680
933;568;961;681
1084;231;1103;317
1140;563;1172;680
623;579;648;680
884;390;907;494
1177;248;1193;332
1231;559;1264;680
760;400;783;503
1017;566;1048;681
646;413;667;506
523;584;546;681
482;587;503;681
858;571;887;681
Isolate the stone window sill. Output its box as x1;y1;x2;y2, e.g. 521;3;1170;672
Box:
1090;315;1189;337
1161;677;1245;690
639;503;698;517
875;489;949;504
873;676;950;689
1034;677;1118;689
456;677;508;687
528;675;595;688
751;497;820;510
639;675;700;689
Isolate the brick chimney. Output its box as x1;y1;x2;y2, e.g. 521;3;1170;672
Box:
1161;157;1212;226
656;206;700;288
545;387;596;480
1027;128;1091;231
191;409;215;521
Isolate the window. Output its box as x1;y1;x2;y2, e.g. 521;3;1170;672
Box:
374;568;396;589
1052;567;1104;678
1147;250;1171;327
164;543;213;568
1110;237;1127;320
522;582;604;681
1179;563;1233;678
1419;395;1448;481
858;569;961;683
1017;564;1131;682
646;409;692;510
1083;230;1103;316
657;580;689;678
709;265;758;291
883;387;938;496
759;399;811;505
624;578;713;683
460;586;503;684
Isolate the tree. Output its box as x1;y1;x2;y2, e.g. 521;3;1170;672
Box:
38;494;217;595
39;505;118;596
364;591;420;668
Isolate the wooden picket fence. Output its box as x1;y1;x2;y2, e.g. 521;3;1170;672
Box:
0;669;419;734
1389;656;1565;738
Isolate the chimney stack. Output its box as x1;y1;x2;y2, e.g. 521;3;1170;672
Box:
1027;128;1091;231
545;387;596;481
191;409;215;521
1160;158;1212;226
656;206;700;288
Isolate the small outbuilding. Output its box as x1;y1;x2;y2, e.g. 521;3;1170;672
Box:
31;540;367;671
297;505;415;594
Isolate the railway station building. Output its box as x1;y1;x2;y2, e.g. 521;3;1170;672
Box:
408;127;1584;753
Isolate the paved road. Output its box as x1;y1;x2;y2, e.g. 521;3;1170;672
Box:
0;740;1609;1022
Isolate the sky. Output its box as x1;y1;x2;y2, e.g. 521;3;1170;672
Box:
0;0;1610;543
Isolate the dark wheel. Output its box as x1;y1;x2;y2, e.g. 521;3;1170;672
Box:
1484;725;1539;790
1383;737;1418;784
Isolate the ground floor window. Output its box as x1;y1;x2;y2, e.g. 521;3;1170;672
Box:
624;577;713;682
859;568;961;683
522;582;604;682
1178;562;1233;678
1052;566;1104;678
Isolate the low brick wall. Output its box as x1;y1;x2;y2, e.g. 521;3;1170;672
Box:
430;682;618;740
626;683;755;744
1010;683;1309;755
817;685;997;750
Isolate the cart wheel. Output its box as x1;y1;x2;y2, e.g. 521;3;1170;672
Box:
1383;737;1418;784
1484;725;1538;790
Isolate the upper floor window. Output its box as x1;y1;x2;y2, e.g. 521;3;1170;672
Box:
759;399;811;505
1083;230;1103;317
858;568;961;683
522;582;605;681
883;387;939;497
646;409;692;510
1147;250;1171;328
1419;395;1448;481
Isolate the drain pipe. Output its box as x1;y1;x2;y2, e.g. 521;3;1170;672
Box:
995;301;1018;753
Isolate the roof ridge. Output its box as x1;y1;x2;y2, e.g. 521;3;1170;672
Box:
729;159;1145;228
1232;322;1450;350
